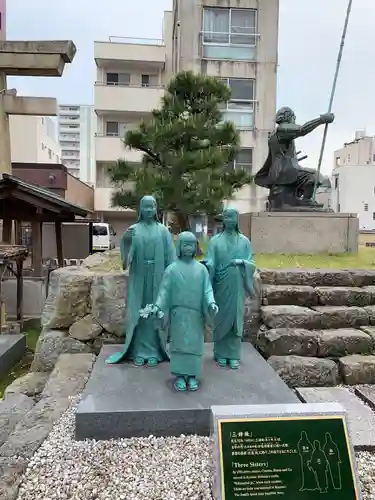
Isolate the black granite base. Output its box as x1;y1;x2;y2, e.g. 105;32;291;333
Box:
0;334;26;378
75;343;299;440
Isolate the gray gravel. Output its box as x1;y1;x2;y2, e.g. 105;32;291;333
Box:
14;396;375;500
16;397;213;500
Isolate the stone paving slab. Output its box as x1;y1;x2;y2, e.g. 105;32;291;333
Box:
0;394;34;447
0;335;26;378
76;343;299;440
355;385;375;411
296;386;375;450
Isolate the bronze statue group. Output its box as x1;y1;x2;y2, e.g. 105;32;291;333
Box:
106;195;256;392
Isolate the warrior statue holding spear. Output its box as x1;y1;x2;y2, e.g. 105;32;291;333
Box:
254;108;334;211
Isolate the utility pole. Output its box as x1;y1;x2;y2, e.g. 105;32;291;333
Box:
313;0;353;199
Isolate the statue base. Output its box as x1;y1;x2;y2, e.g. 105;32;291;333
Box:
247;212;359;254
268;205;334;213
75;343;298;440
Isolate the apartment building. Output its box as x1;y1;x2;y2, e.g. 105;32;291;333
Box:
58;104;96;183
94;0;279;227
10;115;61;164
332;131;375;230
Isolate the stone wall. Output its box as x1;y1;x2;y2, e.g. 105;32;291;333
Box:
255;269;375;388
34;249;262;372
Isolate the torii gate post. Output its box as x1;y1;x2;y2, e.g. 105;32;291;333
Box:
0;0;76;243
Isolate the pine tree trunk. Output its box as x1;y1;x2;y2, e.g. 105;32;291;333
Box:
175;212;190;233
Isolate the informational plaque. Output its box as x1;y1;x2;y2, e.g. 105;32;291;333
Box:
211;403;362;500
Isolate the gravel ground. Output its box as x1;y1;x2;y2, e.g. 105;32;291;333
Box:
16;397;213;500
14;396;375;500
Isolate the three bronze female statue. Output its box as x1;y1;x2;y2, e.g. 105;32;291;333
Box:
106;195;256;392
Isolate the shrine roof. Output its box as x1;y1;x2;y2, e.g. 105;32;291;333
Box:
0;173;90;219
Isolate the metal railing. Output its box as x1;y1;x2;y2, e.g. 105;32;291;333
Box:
94;81;164;89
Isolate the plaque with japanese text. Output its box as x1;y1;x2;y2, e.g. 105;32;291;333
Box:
212;406;361;500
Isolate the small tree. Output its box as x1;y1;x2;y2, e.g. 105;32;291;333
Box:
109;71;252;231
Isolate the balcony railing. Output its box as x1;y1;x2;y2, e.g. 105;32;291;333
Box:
94;81;164;89
108;36;164;46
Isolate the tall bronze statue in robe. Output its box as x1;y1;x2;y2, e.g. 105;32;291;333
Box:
254;107;334;211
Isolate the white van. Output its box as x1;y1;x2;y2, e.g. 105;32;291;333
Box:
92;223;116;252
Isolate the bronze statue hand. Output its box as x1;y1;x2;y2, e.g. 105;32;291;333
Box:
125;226;135;239
151;305;164;319
209;303;218;315
230;259;243;266
320;113;335;124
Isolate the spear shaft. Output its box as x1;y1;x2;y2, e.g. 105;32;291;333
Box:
312;0;353;199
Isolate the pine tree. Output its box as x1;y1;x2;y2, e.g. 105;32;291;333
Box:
109;71;252;231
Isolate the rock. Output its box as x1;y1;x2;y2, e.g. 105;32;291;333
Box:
268;355;339;387
4;372;49;398
91;272;127;336
339;355;375;385
261;305;322;329
0;354;95;460
41;353;96;399
260;269;355;287
0;457;27;500
0;394;34;447
256;328;318;357
69;314;103;341
316;286;373;307
263;285;317;307
243;270;262;342
90;332;120;355
31;329;91;372
41;267;93;329
82;248;121;271
312;306;369;329
360;326;375;343
317;328;373;357
364;306;375;325
349;270;375;287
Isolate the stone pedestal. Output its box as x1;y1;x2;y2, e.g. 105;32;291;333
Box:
0;334;26;378
240;212;359;254
75;343;299;440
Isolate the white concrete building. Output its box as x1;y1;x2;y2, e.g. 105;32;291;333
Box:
58;104;96;183
94;0;279;224
10;115;61;164
332;132;375;230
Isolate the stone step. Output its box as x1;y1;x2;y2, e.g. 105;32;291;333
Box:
261;305;372;330
263;285;375;307
256;327;375;358
267;355;339;388
0;334;26;378
296;386;375;450
339;355;375;385
260;268;375;287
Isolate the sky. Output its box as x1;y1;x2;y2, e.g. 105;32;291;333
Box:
5;0;375;175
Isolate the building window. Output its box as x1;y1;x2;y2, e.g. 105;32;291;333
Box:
228;148;253;173
48;148;52;159
141;74;150;87
221;78;255;130
364;203;369;211
334;176;339;189
335;156;341;166
105;121;126;137
106;72;130;86
202;8;257;61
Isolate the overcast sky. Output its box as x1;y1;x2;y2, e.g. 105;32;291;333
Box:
6;0;375;175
